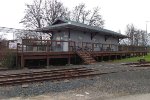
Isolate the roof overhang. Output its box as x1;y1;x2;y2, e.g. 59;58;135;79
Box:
36;23;127;39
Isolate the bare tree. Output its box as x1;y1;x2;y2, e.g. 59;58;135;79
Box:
20;0;69;39
20;0;44;29
44;0;69;25
88;7;104;27
139;30;148;46
125;24;136;45
71;4;104;28
134;30;140;46
71;4;89;23
21;0;69;29
125;24;148;46
21;1;104;29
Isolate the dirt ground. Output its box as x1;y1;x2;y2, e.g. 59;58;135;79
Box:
7;93;150;100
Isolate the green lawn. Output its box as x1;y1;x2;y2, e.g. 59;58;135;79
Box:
114;53;150;63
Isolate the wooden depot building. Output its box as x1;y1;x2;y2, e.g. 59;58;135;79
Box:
16;19;148;68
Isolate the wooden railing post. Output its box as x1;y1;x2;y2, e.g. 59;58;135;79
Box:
102;44;103;51
68;41;70;51
68;40;71;65
21;44;23;53
51;40;53;52
46;40;49;67
74;41;76;51
21;44;24;68
16;43;19;67
92;43;94;51
109;44;111;51
82;42;83;50
47;40;49;52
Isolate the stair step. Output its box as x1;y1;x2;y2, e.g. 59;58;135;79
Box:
84;58;94;60
83;56;92;58
84;57;94;59
84;62;96;64
80;55;88;56
85;59;96;61
84;59;96;62
86;60;95;62
76;51;97;64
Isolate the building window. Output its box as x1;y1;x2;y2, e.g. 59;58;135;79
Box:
56;36;61;45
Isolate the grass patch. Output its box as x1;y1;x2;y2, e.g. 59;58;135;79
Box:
114;53;150;63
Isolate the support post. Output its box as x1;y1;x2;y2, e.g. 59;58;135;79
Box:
115;55;117;60
125;53;127;59
46;40;49;67
102;44;103;51
21;44;24;68
75;53;77;64
47;56;49;67
101;55;103;61
21;55;24;68
120;54;122;59
82;42;83;50
16;43;18;67
68;41;71;65
129;54;131;58
108;55;111;61
96;57;98;61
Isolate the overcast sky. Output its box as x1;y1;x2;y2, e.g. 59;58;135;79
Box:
0;0;150;39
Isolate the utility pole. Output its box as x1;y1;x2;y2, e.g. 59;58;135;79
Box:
146;21;150;33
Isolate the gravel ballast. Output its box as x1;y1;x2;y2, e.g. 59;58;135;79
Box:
0;62;150;100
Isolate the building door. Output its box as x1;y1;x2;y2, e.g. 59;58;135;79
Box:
63;35;68;51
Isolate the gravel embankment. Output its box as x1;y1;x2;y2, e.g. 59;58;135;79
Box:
0;62;150;100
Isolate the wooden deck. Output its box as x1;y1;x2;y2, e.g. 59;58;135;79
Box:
16;51;148;67
14;39;148;68
17;51;147;59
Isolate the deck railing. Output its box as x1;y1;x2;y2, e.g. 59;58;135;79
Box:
118;45;148;52
17;39;76;52
16;39;148;53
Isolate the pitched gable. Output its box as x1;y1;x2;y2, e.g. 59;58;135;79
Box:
52;19;68;25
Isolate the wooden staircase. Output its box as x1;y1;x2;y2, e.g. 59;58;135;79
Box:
76;51;96;64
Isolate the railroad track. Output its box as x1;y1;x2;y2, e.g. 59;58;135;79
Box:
122;62;150;67
0;66;149;86
0;67;90;78
122;62;150;65
0;67;100;86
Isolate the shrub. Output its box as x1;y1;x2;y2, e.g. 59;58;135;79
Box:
1;51;17;69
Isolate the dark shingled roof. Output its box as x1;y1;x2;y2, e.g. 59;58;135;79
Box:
37;19;127;38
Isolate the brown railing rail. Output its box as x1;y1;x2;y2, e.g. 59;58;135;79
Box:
17;39;76;53
17;39;148;53
118;45;148;52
